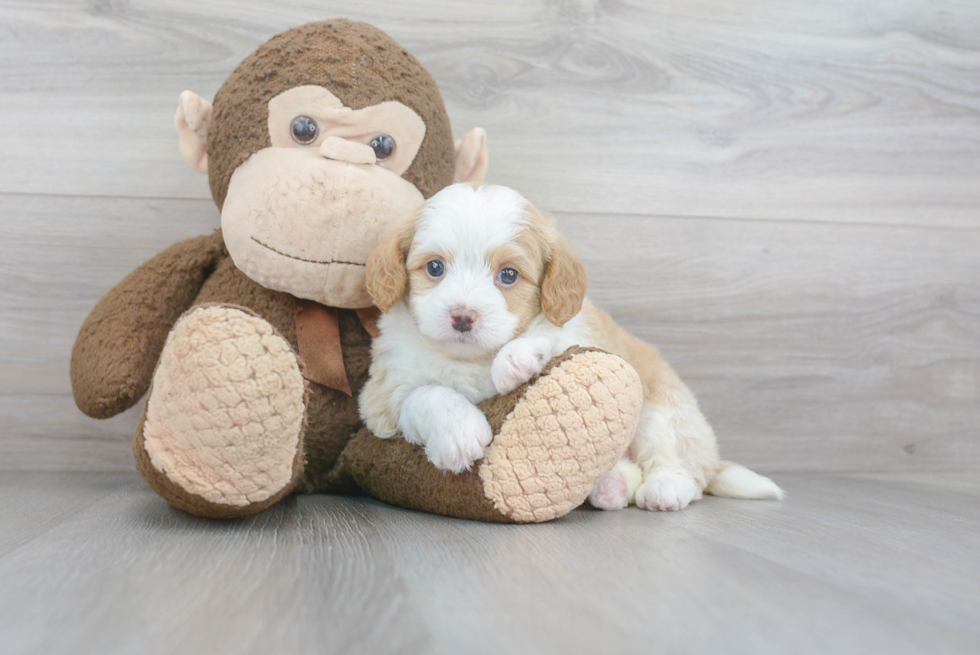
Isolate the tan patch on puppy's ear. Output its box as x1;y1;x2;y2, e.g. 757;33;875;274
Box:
365;209;421;312
454;128;489;184
542;235;588;326
528;206;587;327
175;91;212;174
365;232;407;313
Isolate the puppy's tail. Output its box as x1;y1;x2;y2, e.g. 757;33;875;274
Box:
705;461;784;500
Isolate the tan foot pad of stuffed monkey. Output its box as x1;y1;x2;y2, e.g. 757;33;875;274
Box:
71;19;645;523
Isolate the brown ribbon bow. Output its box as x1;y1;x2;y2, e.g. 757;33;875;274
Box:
294;300;381;396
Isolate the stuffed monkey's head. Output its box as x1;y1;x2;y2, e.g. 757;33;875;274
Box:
175;20;489;308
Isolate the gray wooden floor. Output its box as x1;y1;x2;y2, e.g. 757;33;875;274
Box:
1;471;978;655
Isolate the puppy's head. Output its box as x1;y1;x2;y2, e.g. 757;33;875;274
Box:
365;184;587;355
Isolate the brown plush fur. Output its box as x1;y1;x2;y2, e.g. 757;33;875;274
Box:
208;19;455;208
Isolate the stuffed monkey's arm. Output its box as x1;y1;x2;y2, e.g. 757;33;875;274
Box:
70;230;225;418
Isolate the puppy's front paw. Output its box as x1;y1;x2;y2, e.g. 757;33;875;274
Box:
425;406;494;474
492;337;552;395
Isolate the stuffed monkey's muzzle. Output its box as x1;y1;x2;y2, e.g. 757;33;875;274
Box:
221;147;424;308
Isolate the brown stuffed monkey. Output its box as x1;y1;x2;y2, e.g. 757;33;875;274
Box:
70;19;644;522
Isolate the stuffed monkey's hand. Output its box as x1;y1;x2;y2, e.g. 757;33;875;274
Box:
70;232;225;419
492;336;553;395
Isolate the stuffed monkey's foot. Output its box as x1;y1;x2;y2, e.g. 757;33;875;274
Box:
135;306;307;518
479;348;643;522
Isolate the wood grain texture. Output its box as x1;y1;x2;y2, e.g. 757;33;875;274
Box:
0;473;439;655
0;0;979;472
562;211;980;471
0;471;978;654
0;0;978;224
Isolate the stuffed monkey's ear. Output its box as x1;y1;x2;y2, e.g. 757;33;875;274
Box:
175;90;213;174
365;221;413;313
541;234;589;327
454;128;489;184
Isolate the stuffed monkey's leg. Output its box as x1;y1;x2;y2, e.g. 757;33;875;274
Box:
342;347;644;523
134;305;307;518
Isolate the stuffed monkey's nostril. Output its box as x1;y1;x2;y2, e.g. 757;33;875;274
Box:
450;308;479;332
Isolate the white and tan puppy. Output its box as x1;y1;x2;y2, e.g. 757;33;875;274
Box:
359;183;783;511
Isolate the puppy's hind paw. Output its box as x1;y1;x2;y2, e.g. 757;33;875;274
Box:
588;459;642;511
588;469;630;511
635;470;702;512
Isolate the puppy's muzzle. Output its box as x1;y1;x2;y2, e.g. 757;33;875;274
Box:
450;307;479;333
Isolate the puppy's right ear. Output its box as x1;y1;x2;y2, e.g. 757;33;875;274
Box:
541;233;588;327
366;216;415;312
525;204;588;327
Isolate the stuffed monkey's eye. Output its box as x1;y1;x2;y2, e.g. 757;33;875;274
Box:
426;260;445;279
370;134;395;160
291;116;319;144
497;268;519;286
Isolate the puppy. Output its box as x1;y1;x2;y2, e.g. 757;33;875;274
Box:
359;183;783;511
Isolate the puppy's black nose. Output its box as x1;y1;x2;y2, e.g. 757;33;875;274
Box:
450;308;479;332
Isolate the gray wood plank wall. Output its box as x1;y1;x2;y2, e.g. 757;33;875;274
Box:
1;0;978;472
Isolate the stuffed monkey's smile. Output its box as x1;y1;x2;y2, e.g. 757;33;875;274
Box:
250;236;366;267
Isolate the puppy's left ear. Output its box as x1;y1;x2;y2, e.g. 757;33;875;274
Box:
541;234;588;327
366;212;419;312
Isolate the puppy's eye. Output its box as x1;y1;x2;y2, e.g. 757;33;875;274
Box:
497;268;519;286
370;134;395;160
291;116;319;144
426;260;445;278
